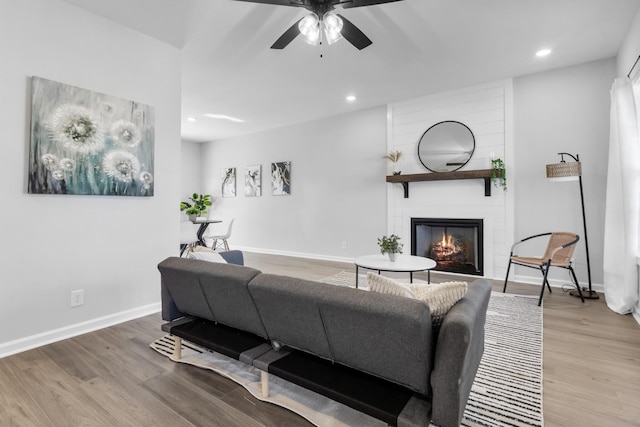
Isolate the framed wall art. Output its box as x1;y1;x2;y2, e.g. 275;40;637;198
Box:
271;161;291;196
222;167;236;197
28;76;155;196
245;165;261;197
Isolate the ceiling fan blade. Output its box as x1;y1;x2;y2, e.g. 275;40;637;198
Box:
340;0;404;8
337;14;372;50
271;18;303;49
231;0;302;6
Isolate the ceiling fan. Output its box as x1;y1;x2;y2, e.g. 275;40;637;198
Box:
232;0;405;50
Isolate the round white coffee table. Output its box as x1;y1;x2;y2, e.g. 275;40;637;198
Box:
354;254;437;288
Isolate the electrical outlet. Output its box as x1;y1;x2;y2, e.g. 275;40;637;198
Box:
71;289;84;307
341;241;348;250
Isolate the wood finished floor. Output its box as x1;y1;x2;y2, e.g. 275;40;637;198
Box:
1;252;639;426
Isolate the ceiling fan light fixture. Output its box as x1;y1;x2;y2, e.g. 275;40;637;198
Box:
323;12;343;45
299;13;320;46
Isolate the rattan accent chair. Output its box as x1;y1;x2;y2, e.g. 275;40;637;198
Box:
503;232;585;306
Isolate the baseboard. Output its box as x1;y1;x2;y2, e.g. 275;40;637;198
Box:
233;245;354;264
0;303;161;359
512;273;604;293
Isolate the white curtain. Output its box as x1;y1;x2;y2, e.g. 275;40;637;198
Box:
603;77;640;320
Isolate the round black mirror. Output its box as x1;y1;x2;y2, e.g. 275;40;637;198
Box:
417;121;475;172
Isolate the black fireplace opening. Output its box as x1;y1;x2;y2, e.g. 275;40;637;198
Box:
411;218;483;276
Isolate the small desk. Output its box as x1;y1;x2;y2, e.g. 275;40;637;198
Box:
354;254;437;289
191;218;221;247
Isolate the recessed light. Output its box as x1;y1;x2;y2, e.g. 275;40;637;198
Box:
536;49;551;57
346;95;356;102
186;117;197;122
203;113;244;123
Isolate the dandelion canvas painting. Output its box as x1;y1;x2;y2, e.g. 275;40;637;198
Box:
222;167;236;197
245;165;261;197
28;77;155;196
271;161;291;196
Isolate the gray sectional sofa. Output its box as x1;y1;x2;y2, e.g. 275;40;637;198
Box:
158;251;491;427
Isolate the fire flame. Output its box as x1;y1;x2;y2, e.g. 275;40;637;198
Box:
433;232;461;258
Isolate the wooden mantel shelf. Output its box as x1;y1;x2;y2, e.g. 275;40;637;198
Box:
386;169;501;198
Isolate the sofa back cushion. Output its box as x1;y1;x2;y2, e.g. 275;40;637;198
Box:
158;257;267;338
248;274;335;359
320;288;433;395
249;274;433;395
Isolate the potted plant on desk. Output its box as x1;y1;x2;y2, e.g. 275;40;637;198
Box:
378;234;403;262
180;193;212;221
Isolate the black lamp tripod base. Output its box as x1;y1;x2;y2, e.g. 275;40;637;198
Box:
570;287;600;299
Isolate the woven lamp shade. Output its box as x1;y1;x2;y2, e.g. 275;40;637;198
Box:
546;161;581;182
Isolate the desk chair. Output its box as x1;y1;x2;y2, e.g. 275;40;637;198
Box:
207;218;234;251
179;221;198;257
503;232;584;306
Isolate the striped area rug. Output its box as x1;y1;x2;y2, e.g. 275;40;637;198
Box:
321;272;543;427
464;291;543;426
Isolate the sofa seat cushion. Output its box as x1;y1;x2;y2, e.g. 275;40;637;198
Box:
255;348;423;426
163;318;270;362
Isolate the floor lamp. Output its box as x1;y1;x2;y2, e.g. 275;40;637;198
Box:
545;153;599;299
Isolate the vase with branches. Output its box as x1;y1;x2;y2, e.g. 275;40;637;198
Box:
384;150;403;175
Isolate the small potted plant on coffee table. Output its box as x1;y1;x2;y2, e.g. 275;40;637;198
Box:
377;234;403;262
180;193;212;221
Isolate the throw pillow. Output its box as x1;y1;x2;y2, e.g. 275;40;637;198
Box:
409;281;468;328
367;272;413;298
186;246;228;263
367;273;468;329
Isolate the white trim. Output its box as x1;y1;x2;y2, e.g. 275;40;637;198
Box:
0;303;160;359
386;103;395;234
504;78;516;259
512;273;604;292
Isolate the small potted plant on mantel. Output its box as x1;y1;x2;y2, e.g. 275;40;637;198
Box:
180;193;212;221
377;234;403;262
491;158;507;191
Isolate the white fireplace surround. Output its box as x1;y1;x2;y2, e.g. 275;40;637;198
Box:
386;80;514;281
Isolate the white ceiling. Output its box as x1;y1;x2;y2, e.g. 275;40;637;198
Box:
62;0;640;142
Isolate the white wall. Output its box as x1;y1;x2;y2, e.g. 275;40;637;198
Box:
196;59;615;292
0;0;182;356
386;80;514;280
200;107;388;260
617;6;640;77
512;58;616;288
181;140;203;200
